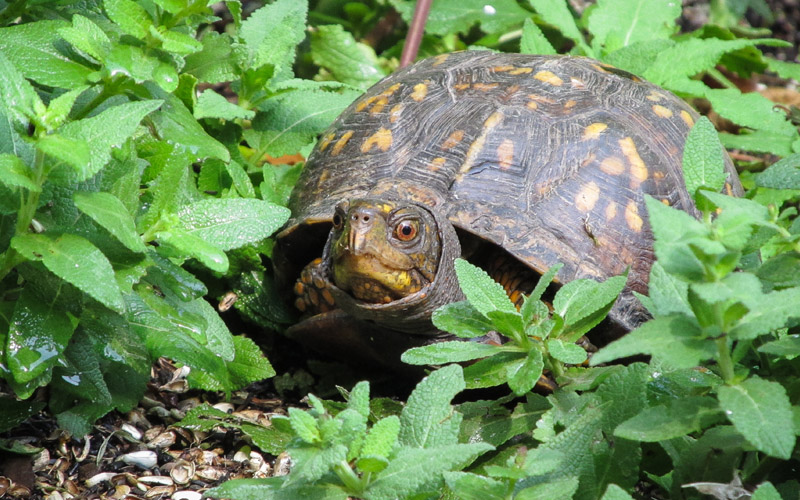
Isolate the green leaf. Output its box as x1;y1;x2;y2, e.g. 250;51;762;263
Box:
6;286;76;385
57;100;162;182
150;27;203;55
104;0;152;39
729;286;800;340
614;396;723;441
58;14;111;62
176;198;290;251
12;233;125;312
184;32;238;84
756;153;800;190
645;196;708;281
751;482;783;500
0;154;38;192
705;88;796;136
0;21;93;88
361;415;400;460
390;0;530;36
546;339;588;364
401;340;504;365
683;116;727;197
36;134;92;173
721;129;795;156
516;476;580;500
443;471;508;500
237;0;308;71
587;0;680;51
601;484;635;500
0;49;43;123
0;398;45;433
310;24;386;88
43;86;89;130
289;407;321;444
605;39;675;76
520;18;557;55
399;364;464;448
454;258;517;317
507;349;544;396
73;191;146;253
194;90;255;121
463;351;527;389
529;0;590;54
366;443;493;500
155;227;229;273
206;477;347;500
758;334;800;359
590;315;715;368
553;274;626;340
768;58;800;80
717;377;795;459
431;301;496;339
645;261;692;317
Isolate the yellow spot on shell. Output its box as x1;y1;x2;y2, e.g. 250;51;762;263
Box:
575;181;600;212
680;110;695;127
381;83;402;97
625;201;643;232
497;139;514;170
508;67;532;75
583;123;608;141
361;127;393;153
661;198;670;205
389;103;404;123
646;92;664;102
605;201;618;221
592;64;610;73
493;65;514;72
456;112;504;179
331;130;354;156
433;54;449;66
653;171;666;180
370;96;388;114
652;105;673;118
428;157;446;171
318;132;335;152
527;101;538;110
454;83;471;91
619;137;648;187
564;100;577;109
473;82;499;91
442;129;464;150
534;70;563;86
599;156;625;176
411;83;428;102
355;96;376;112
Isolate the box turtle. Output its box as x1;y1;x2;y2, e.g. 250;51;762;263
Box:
274;51;742;365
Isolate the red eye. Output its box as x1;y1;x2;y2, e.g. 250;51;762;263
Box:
395;220;418;241
332;212;344;229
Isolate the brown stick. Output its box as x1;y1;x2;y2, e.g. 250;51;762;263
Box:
399;0;433;68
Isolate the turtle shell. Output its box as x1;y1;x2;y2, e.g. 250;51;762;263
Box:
280;51;743;331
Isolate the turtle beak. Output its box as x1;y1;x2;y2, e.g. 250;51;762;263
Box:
347;206;381;255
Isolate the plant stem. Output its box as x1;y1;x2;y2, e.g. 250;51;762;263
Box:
334;460;364;496
716;337;735;383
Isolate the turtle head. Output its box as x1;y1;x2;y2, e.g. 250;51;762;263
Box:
328;199;440;303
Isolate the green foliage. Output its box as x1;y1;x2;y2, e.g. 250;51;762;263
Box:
204;366;493;500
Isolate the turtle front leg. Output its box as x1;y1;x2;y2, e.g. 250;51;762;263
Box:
293;258;337;315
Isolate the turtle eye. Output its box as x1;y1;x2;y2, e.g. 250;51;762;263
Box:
395;220;418;241
332;212;344;230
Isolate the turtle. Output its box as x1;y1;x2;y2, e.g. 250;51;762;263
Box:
273;50;743;366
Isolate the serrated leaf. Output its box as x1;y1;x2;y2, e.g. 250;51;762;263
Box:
590;315;714;368
0;154;38;192
614;396;723;441
73;191;146;253
721;129;795;156
758;334;800;359
361;415;400;459
206;477;347;500
706;88;796;136
399;364;464;448
463;351;527;389
151;27;202;55
36;134;91;175
184;32;238;84
717;377;794;459
11;233;125;312
390;0;529;36
194;90;255;120
155;227;228;273
401;340;504;365
507;349;544;396
176;198;290;251
751;481;783;500
553;274;626;340
0;21;93;88
601;484;635;500
104;0;152;39
366;443;493;500
0;49;43;123
529;0;589;54
58;14;111;62
0;398;46;433
431;300;496;338
645;261;692;317
288;407;321;444
605;39;675;75
755;153;800;190
454;258;517;317
547;339;588;364
683;116;727;197
516;476;580;500
587;0;680;51
310;24;386;88
443;471;507;500
237;0;307;71
645;195;709;281
57;100;162;182
43;86;88;130
520;18;557;55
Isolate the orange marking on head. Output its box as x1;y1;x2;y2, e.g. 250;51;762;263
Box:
509;67;533;75
625;201;643;232
331;130;354;156
619;137;648;187
361;127;393;153
534;70;563;86
411;83;428;102
583;123;608;141
575;181;600;212
442;129;464;150
680;110;695;127
389;103;404;123
652;105;673;118
599;156;625;175
497;139;515;170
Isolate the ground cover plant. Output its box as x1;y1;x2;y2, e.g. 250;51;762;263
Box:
0;0;799;498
